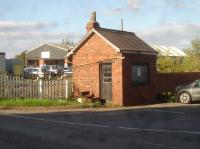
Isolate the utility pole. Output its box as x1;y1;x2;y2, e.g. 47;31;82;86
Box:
121;18;124;31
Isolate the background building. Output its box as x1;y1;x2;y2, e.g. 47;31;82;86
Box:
26;43;71;68
6;59;23;76
151;45;187;57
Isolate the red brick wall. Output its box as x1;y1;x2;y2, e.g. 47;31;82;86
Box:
122;53;157;105
156;72;200;94
72;33;123;105
39;59;44;67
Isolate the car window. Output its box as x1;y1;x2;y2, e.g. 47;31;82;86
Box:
52;66;57;69
64;67;71;70
44;66;50;70
32;69;39;72
59;66;63;70
196;80;200;87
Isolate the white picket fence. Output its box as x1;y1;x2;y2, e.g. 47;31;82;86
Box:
0;76;72;99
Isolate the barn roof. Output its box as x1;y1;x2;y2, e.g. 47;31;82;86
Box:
67;28;157;58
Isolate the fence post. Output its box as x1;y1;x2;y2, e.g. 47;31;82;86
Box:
38;79;43;99
65;79;68;99
0;76;2;98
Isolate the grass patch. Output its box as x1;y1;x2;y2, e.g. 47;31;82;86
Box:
0;98;121;108
0;98;79;107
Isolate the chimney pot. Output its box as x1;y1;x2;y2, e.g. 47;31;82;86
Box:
90;11;96;22
86;11;100;33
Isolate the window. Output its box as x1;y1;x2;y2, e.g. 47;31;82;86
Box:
41;51;50;58
132;64;149;85
103;66;112;83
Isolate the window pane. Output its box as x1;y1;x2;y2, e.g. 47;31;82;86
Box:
104;67;111;72
132;64;148;85
104;73;111;77
104;78;112;83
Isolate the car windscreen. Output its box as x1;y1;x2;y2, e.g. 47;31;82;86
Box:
32;69;39;72
51;66;57;70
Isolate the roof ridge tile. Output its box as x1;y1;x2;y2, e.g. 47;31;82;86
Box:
95;27;135;35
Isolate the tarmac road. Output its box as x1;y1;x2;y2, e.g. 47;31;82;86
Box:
0;104;200;149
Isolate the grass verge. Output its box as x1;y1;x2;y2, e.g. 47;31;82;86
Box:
0;98;121;109
0;98;79;107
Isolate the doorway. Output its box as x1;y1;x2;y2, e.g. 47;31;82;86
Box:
100;63;112;101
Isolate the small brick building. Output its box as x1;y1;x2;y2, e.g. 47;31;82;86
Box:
68;12;158;106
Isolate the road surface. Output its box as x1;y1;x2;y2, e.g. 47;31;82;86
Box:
0;104;200;149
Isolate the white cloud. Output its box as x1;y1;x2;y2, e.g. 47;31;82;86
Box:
106;0;143;14
105;8;126;15
160;0;196;9
106;0;193;14
127;0;143;11
0;31;80;40
0;21;82;58
127;0;190;10
137;23;200;49
0;21;57;32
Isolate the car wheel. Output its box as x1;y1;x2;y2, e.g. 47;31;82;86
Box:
178;92;191;104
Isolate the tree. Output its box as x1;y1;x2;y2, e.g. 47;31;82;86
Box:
157;56;184;73
184;38;200;55
157;37;200;72
62;39;75;47
183;38;200;71
15;50;27;68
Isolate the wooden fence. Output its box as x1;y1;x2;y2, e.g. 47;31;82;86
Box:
0;76;72;99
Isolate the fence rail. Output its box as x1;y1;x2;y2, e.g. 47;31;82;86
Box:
0;76;72;99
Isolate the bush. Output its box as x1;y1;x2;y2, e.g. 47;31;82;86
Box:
79;98;105;108
92;101;102;108
161;91;176;103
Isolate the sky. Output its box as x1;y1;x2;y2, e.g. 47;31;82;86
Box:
0;0;200;58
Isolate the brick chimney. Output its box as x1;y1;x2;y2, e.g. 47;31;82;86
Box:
86;11;100;33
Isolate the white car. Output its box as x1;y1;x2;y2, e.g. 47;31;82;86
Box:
63;67;73;76
41;65;64;76
24;67;44;79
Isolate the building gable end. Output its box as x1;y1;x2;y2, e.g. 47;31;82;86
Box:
67;29;120;58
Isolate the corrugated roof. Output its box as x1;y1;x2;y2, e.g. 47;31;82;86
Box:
26;43;69;60
151;45;187;57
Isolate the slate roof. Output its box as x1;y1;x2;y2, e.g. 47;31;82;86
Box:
67;27;157;58
95;28;157;53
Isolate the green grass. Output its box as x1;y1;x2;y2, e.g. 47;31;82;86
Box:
0;98;79;107
0;98;121;108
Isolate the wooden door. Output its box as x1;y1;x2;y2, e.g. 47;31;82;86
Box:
100;63;112;101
